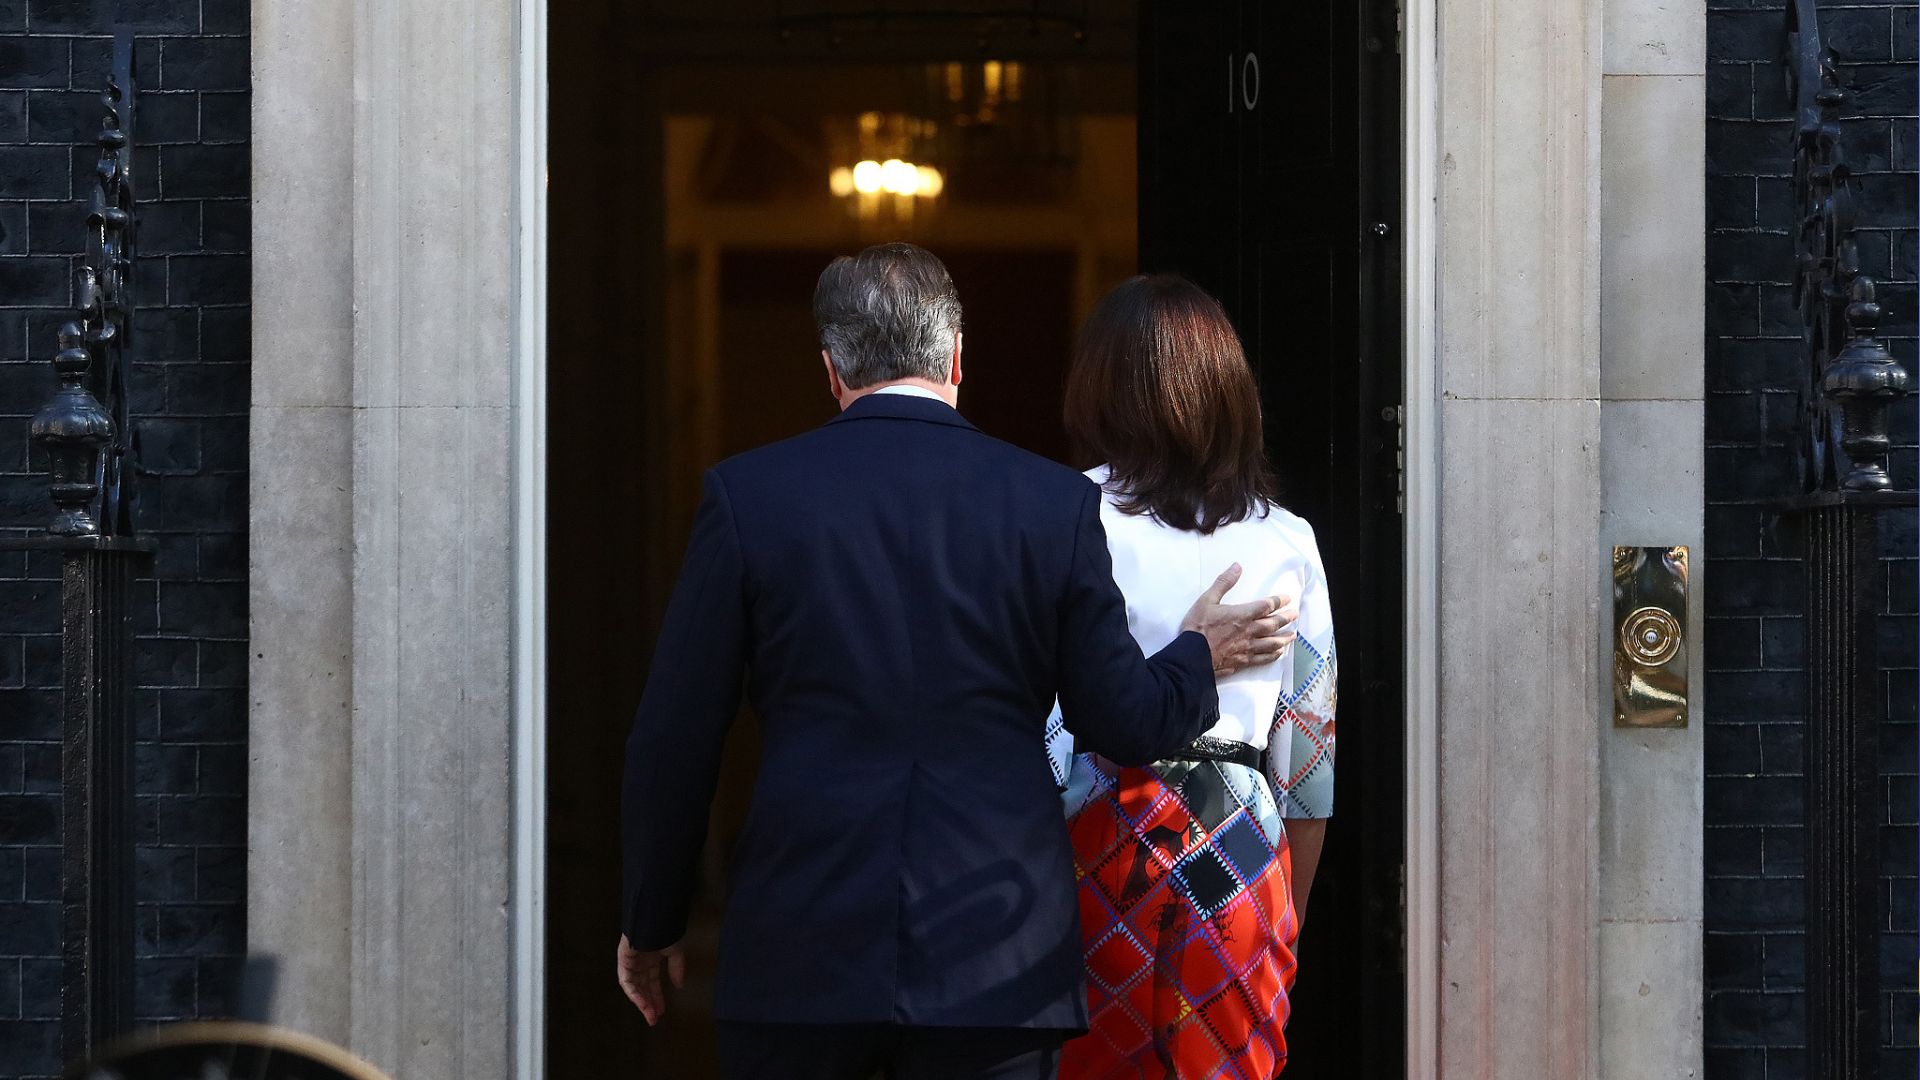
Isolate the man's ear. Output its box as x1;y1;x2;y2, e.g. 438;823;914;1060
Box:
949;331;964;387
822;350;845;400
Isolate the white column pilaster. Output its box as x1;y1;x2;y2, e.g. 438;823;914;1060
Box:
1433;0;1604;1072
251;0;530;1074
1596;0;1708;1072
249;0;357;1048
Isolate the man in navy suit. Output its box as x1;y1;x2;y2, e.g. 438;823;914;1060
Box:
618;243;1293;1079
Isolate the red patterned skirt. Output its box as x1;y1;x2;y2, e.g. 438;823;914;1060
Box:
1058;755;1298;1080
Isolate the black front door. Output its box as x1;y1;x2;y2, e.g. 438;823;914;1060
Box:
1138;1;1405;1074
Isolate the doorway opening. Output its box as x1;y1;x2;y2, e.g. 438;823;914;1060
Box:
545;3;1404;1076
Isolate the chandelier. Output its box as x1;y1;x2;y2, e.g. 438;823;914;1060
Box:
825;57;1077;227
828;111;946;227
933;58;1025;128
923;58;1078;181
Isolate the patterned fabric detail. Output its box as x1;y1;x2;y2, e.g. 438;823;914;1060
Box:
1046;708;1074;789
1062;745;1112;820
1060;756;1297;1080
1267;570;1337;820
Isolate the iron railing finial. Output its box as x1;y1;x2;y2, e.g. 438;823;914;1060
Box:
1821;277;1912;492
30;31;139;539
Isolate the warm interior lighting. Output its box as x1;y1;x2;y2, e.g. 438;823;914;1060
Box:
840;158;943;200
880;158;917;195
830;111;948;225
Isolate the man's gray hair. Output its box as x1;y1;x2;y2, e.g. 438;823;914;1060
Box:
813;242;964;390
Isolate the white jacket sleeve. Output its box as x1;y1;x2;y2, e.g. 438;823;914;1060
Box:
1267;529;1337;819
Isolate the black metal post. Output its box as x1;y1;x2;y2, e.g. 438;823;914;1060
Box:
0;27;150;1066
58;542;142;1062
1775;2;1917;1077
1803;503;1882;1080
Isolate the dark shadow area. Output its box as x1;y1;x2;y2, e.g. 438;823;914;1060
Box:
549;2;1405;1075
549;6;1138;1075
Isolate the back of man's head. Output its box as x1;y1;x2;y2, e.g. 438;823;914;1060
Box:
813;242;964;390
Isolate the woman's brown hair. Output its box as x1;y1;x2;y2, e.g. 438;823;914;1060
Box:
1063;274;1277;533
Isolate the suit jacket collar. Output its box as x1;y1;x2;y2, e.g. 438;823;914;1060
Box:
828;390;978;431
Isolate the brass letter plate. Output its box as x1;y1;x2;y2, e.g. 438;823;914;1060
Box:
1612;545;1689;728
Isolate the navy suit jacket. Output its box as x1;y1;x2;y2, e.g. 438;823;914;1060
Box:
620;392;1220;1030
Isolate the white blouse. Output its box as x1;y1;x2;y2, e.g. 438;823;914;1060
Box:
1046;465;1339;819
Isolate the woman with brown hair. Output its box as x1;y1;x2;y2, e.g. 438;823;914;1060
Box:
1044;275;1337;1079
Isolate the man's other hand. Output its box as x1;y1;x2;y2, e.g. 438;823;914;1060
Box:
1180;563;1297;676
616;934;686;1026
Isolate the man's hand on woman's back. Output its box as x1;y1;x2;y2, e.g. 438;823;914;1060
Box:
1180;563;1298;676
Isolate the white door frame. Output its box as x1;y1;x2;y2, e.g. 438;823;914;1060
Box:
511;0;551;1077
1400;0;1441;1071
501;0;1442;1074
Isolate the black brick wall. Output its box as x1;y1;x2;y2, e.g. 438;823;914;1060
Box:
0;3;248;1078
1705;1;1918;1076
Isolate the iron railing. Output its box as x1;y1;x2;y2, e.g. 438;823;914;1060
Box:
1786;0;1910;496
1778;1;1915;1076
1;28;150;1066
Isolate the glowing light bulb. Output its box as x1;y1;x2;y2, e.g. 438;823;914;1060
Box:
881;158;917;195
829;167;855;197
916;165;944;197
852;160;883;195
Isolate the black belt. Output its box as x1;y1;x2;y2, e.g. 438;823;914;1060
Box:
1170;735;1262;771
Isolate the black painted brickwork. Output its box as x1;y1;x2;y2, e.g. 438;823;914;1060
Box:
1705;1;1918;1076
0;3;249;1078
